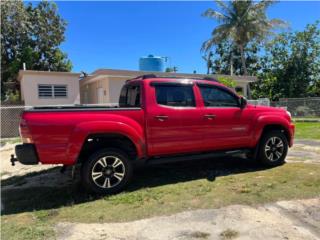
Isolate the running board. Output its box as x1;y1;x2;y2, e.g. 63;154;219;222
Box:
147;149;249;165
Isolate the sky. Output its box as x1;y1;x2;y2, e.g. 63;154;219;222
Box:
50;1;320;74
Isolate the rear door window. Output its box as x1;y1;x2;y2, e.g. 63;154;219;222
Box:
154;85;195;107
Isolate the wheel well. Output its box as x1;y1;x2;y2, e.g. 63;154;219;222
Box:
261;124;290;143
77;134;138;163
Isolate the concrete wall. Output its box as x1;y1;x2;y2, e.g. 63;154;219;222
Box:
80;77;127;104
80;77;110;104
108;78;127;104
20;72;80;106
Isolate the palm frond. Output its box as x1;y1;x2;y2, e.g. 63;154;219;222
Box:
214;0;233;16
201;38;216;53
252;0;277;12
269;18;288;29
202;8;229;22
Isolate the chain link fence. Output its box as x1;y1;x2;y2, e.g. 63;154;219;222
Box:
1;105;25;138
1;98;320;138
271;98;320;117
249;97;320;117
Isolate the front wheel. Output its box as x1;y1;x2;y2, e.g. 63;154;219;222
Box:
81;148;133;194
257;130;288;166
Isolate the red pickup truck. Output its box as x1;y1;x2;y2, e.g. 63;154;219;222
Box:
13;75;295;194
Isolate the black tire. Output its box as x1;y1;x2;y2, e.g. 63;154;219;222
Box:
257;130;288;167
81;148;133;194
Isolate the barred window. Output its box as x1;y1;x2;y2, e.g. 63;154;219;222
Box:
38;85;67;98
53;85;67;97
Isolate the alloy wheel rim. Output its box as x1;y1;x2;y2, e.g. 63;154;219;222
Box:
91;156;125;189
264;136;284;162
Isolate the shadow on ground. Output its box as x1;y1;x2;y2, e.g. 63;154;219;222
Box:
1;156;272;215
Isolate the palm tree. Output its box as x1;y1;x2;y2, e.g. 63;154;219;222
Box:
201;0;286;75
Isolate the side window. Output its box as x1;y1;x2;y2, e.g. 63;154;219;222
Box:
119;85;141;107
199;86;239;107
155;85;195;107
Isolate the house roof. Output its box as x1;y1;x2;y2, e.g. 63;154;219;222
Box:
17;70;81;81
82;68;257;83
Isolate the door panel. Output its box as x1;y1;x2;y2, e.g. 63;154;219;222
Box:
198;84;253;150
146;83;204;156
201;108;253;150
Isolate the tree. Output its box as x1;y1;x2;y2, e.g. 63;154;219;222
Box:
212;40;261;76
251;21;320;100
165;66;178;73
201;0;286;75
202;51;214;74
1;0;72;101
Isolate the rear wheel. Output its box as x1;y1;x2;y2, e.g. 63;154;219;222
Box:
81;148;133;194
257;130;288;166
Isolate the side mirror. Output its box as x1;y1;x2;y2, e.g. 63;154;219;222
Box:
239;97;247;109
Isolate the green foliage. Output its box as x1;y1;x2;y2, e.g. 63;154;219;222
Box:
216;76;236;88
5;90;21;104
202;0;285;75
165;66;178;73
202;51;214;74
1;0;72;100
251;21;320;100
212;40;261;76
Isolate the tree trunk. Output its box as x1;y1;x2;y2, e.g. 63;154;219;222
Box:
230;51;234;76
239;44;248;75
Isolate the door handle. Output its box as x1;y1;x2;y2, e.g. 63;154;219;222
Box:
204;114;216;120
155;115;169;121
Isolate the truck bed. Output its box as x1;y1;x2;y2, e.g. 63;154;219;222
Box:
26;105;141;112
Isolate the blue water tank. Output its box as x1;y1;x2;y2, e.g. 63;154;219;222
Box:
139;54;166;72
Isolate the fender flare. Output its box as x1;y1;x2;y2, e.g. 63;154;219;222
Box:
253;115;291;146
65;120;145;165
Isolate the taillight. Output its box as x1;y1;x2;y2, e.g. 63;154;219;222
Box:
19;118;33;143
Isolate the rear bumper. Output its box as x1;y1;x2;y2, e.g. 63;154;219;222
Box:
15;144;39;165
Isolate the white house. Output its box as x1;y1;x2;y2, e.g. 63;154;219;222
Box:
18;70;81;106
18;69;257;106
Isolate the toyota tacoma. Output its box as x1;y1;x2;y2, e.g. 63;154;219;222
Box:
12;75;295;194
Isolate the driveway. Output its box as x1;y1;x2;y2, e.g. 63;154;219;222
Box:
56;198;320;240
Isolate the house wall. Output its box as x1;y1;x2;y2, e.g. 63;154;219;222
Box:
80;77;109;104
20;73;80;106
80;77;127;104
108;78;127;104
79;71;255;104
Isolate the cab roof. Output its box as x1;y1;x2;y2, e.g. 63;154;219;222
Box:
126;74;227;88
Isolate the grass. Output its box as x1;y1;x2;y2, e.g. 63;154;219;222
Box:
294;122;320;140
1;215;55;240
2;159;320;240
179;231;210;239
220;229;239;240
0;137;21;145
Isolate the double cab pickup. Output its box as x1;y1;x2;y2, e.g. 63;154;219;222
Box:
13;75;295;194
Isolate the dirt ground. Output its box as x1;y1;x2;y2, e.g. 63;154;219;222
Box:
1;139;320;240
1;139;319;188
56;198;320;240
